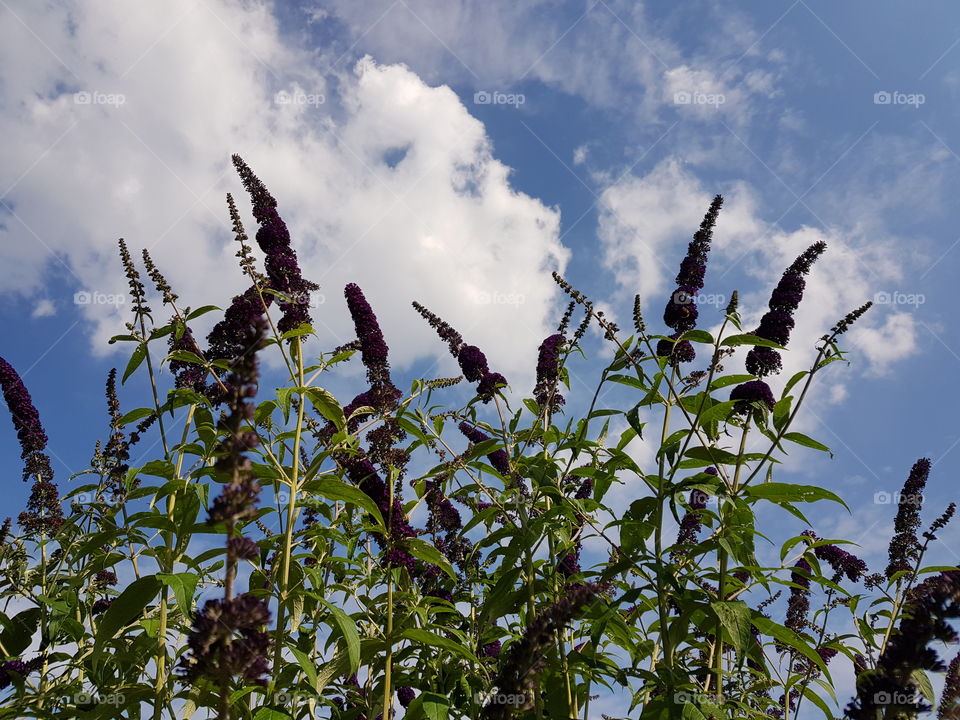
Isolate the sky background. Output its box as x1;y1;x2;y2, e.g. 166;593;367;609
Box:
2;1;960;717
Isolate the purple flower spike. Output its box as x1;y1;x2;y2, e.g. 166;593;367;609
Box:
179;594;272;685
0;357;53;483
534;333;566;409
476;371;507;403
458;422;510;476
344;283;394;391
887;458;931;578
662;195;723;333
232;155;318;334
398;687;416;708
730;379;776;413
458;344;490;382
746;242;826;377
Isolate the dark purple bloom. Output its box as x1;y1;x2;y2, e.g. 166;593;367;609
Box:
18;479;63;535
0;517;9;546
413;303;507;403
344;283;393;390
425;480;462;534
745;346;782;377
205;284;273;402
533;333;566;409
95;570;117;587
574;478;593;500
940;650;960;719
802;531;868;582
887;458;931;579
746;242;826;378
558;547;581;576
91;598;112;616
656;333;696;365
662;195;723;333
398;686;416;708
0;656;44;690
0;356;53;483
673;489;709;554
168;320;207;391
785;559;811;634
482;639;502;658
458;344;489;382
178;593;272;685
227;536;260;561
232;155;318;334
730;379;776;413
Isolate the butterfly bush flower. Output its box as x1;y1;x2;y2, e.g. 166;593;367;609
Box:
344;283;402;413
730;379;776;413
801;531;868;582
673;488;710;557
657;195;723;365
533;333;566;410
398;686;416;708
178;594;271;685
413;301;507;403
0;356;54;483
845;570;960;719
232;155;318;334
168;319;207;392
886;457;931;579
940;651;960;719
0;656;45;690
785;558;811;633
744;241;827;377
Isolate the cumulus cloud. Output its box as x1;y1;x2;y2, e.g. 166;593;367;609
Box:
0;0;569;391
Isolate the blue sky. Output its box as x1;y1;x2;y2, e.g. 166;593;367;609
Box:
2;1;960;716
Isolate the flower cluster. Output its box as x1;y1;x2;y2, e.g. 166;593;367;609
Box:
886;457;931;579
533;333;566;411
232;155;318;334
744;241;826;377
0;656;45;690
178;594;272;685
672;480;713;559
0;356;53;482
845;570;960;719
343;283;402;414
657;195;723;365
168;319;208;392
785;558;811;634
103;369;131;498
801;531;869;582
413;301;506;403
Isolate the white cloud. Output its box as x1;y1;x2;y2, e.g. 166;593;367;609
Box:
31;299;55;318
0;1;569;391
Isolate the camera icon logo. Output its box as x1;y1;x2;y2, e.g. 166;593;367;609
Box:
474;91;491;104
673;91;692;105
874;91;891;105
74;291;92;305
74;91;91;104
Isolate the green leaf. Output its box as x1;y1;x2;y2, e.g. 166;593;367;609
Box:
400;629;474;661
720;333;786;349
753;615;829;680
406;538;456;580
783;431;831;455
318;599;360;675
95;575;161;645
772;396;793;432
290;646;319;688
783;370;809;397
185;305;221;320
420;692;450;720
252;709;292;720
709;374;756;390
711;601;752;652
745;483;847;510
698;400;738;425
681;329;715;344
156;572;197;616
625;403;645;439
304;387;345;432
0;608;40;656
122;344;147;384
307;476;385;530
117;407;155;426
166;350;205;366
